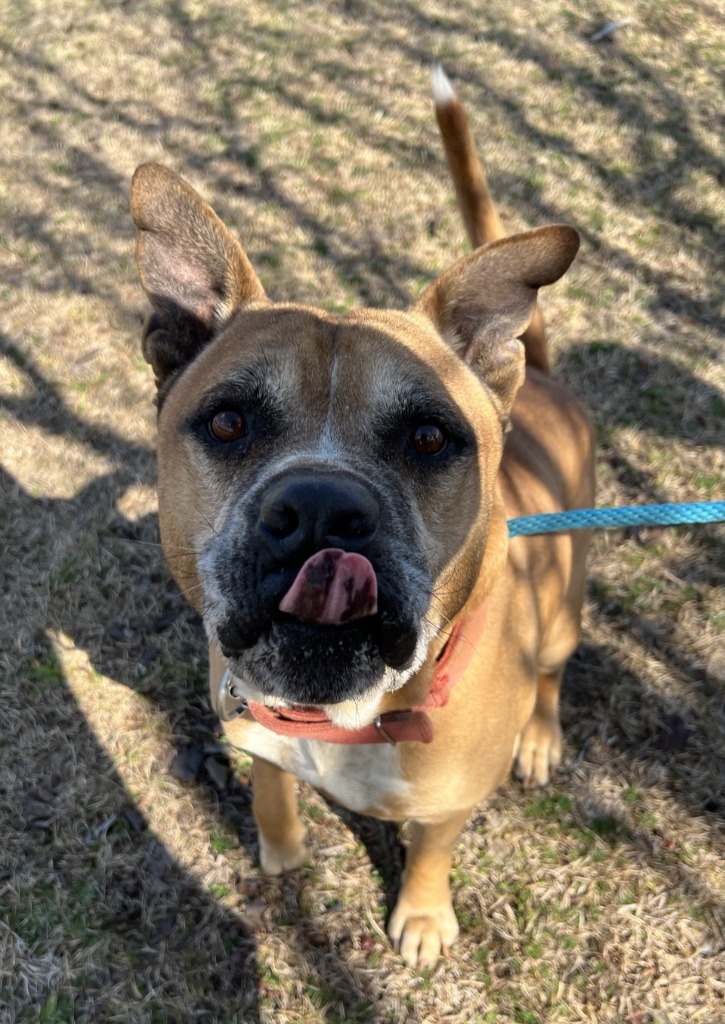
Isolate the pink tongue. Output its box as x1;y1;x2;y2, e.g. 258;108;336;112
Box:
278;548;378;625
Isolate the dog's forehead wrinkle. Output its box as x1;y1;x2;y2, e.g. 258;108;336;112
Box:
319;341;340;446
331;322;480;433
200;364;275;399
377;378;467;427
187;305;338;402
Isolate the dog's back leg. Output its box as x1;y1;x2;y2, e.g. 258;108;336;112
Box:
514;554;589;786
514;667;564;787
433;67;549;373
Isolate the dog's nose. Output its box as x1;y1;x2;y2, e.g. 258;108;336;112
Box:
257;472;379;558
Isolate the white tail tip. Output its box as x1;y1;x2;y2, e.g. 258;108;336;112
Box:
431;65;456;106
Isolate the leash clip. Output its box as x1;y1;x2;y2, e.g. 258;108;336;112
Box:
374;714;397;745
216;668;248;722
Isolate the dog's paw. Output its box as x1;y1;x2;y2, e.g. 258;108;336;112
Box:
388;894;459;968
514;710;562;787
258;830;307;875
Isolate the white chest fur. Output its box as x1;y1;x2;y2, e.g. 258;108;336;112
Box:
228;716;410;817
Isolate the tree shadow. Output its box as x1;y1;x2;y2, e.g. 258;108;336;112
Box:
4;0;723;337
559;640;725;924
1;638;262;1021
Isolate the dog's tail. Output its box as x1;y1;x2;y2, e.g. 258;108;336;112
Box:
432;66;549;373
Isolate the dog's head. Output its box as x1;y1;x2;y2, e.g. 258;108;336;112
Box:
131;163;578;722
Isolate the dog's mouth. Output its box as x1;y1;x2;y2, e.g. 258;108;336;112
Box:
216;548;421;706
220;609;419;675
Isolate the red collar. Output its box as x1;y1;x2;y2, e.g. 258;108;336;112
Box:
246;599;488;745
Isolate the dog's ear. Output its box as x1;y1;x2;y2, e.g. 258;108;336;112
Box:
131;163;266;392
416;225;579;415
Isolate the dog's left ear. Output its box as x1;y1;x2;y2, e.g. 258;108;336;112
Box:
416;225;579;414
131;163;266;393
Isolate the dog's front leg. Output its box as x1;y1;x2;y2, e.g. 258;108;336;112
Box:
252;756;308;875
388;807;471;967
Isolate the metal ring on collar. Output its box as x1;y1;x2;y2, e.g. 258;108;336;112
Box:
216;667;248;721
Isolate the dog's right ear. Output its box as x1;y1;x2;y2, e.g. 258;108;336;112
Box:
131;163;266;392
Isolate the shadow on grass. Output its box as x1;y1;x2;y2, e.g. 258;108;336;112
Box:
1;634;262;1022
556;340;724;457
559;640;725;927
4;0;724;331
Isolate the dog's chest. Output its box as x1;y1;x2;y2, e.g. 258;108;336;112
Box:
229;717;410;817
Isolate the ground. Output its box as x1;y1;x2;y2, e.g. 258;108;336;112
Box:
1;1;724;1022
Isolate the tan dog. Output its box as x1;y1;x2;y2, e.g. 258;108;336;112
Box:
131;70;594;968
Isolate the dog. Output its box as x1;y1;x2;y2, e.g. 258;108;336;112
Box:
130;69;594;968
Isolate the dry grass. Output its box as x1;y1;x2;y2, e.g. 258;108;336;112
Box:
1;1;724;1021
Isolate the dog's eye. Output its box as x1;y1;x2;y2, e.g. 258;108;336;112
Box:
209;410;247;442
410;423;447;456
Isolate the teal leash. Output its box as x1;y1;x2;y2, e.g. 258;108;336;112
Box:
507;501;725;538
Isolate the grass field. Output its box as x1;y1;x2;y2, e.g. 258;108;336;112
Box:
1;1;724;1021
